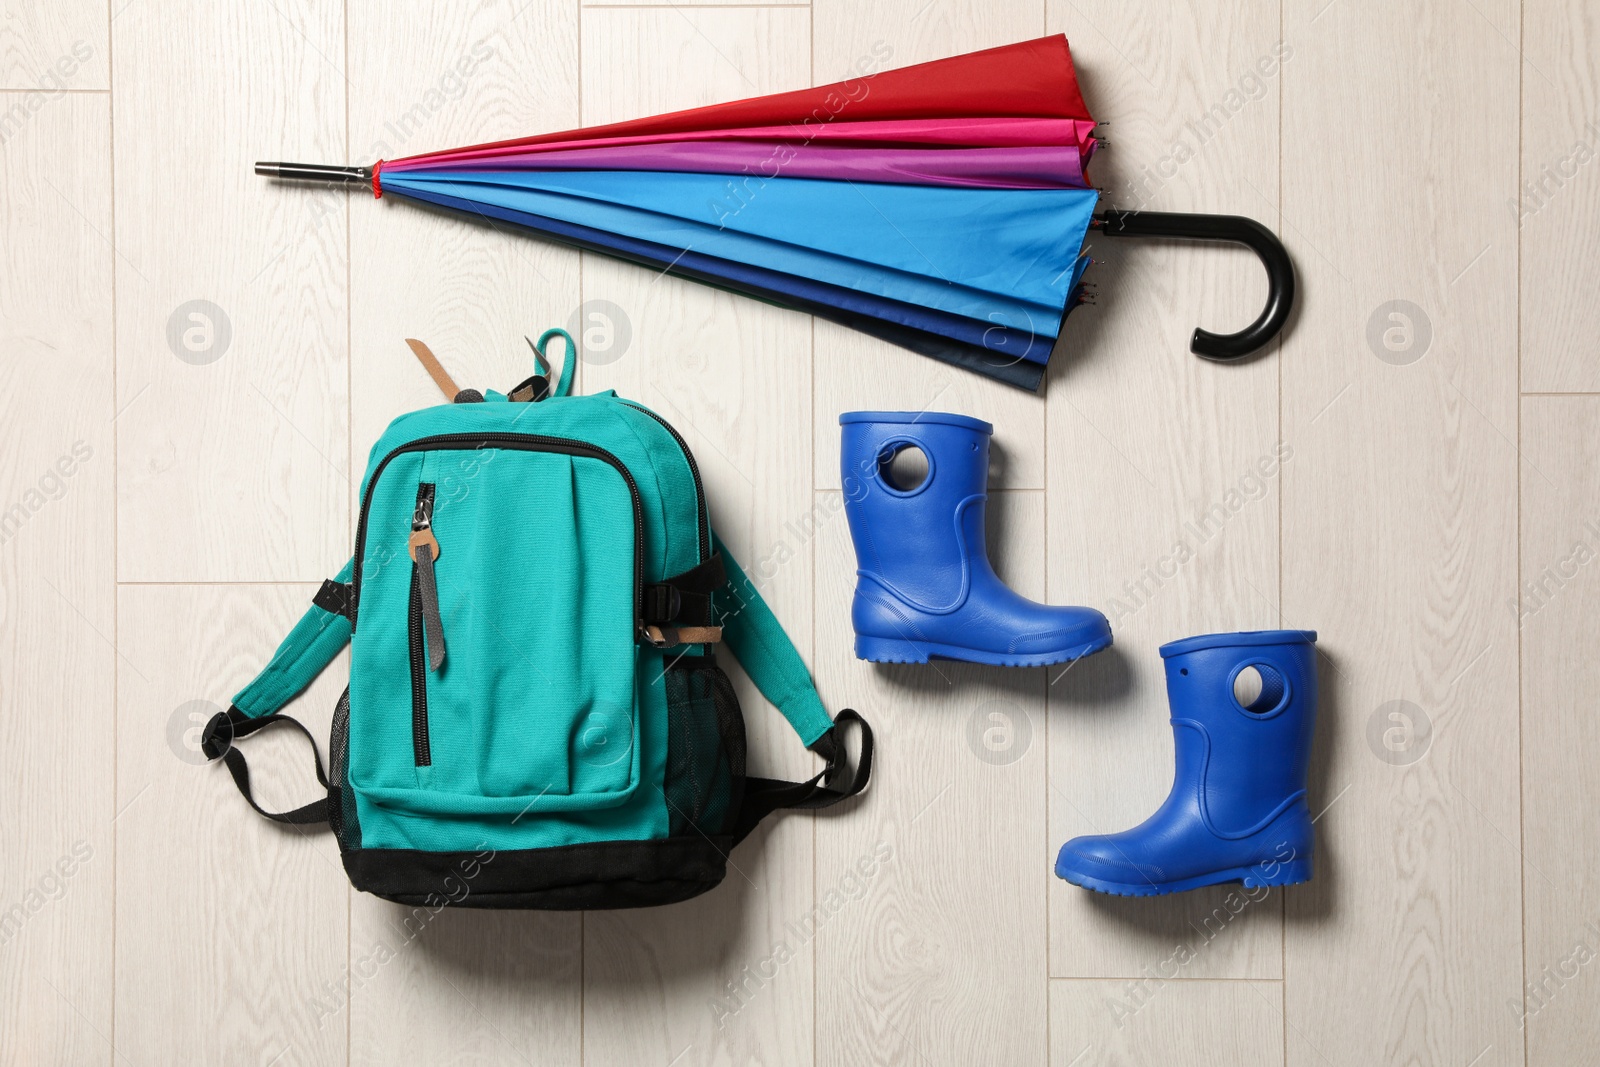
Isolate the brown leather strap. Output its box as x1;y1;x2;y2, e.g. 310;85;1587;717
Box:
644;625;723;647
405;338;460;400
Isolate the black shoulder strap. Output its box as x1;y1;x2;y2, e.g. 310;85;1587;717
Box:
203;572;353;826
201;706;331;825
731;709;874;844
700;532;874;842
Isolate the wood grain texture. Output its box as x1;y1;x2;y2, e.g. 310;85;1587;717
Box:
115;584;349;1066
1049;978;1283;1067
347;904;581;1067
1519;0;1600;391
814;489;1050;1067
809;0;1052;492
1517;397;1600;1065
585;0;808;7
0;0;105;90
0;93;114;1067
113;0;348;582
1280;0;1524;1064
1043;0;1284;981
579;9;820;1064
347;0;581;453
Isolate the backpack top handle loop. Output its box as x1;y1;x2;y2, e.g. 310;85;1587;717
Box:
534;328;577;398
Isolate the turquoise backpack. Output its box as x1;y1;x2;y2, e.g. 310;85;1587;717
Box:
202;332;872;909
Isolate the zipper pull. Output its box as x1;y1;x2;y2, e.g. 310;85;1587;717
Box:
408;483;446;671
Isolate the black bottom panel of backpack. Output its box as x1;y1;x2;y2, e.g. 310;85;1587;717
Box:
343;835;733;910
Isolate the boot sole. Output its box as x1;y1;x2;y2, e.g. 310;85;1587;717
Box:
1055;857;1313;897
855;632;1112;668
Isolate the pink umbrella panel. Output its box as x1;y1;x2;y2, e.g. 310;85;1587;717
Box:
380;117;1100;191
385;140;1086;191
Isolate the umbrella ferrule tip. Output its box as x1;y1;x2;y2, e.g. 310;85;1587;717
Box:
254;161;371;184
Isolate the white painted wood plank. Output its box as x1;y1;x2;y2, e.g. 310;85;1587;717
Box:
0;0;105;90
581;5;810;133
347;0;581;452
1280;0;1524;1063
342;5;586;1062
814;489;1050;1067
579;10;820;1064
347;905;581;1067
1050;978;1283;1067
586;0;808;7
1043;0;1284;980
0;92;114;1067
114;0;348;582
115;584;349;1066
810;1;1052;492
1517;397;1600;1065
1520;0;1600;391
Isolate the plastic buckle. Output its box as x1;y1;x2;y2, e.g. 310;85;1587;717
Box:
645;584;682;625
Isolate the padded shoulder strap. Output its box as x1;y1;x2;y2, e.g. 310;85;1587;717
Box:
231;556;355;718
204;557;355;824
711;533;834;746
712;532;873;842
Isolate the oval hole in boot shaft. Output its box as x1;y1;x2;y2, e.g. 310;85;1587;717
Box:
1233;663;1287;714
877;443;930;493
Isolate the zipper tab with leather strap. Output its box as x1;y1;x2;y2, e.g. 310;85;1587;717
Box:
409;482;446;672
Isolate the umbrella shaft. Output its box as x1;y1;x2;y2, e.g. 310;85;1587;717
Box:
256;162;372;184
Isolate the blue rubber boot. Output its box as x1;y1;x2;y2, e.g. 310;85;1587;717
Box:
839;411;1112;667
1054;630;1318;895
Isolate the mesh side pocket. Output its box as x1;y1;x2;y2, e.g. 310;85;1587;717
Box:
663;656;747;837
328;687;361;852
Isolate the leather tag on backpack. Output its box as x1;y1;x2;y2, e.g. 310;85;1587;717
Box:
406;338;461;400
644;625;723;647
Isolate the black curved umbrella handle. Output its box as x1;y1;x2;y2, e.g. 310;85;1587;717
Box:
1091;210;1294;361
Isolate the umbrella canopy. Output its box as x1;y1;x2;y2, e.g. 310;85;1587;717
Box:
260;36;1291;391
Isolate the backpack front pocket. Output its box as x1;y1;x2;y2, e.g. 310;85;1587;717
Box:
348;435;644;816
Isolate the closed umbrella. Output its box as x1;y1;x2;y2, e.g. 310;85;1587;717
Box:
259;36;1291;391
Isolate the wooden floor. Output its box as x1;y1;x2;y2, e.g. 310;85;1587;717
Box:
1;0;1595;1063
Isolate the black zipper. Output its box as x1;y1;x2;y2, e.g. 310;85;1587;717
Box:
352;434;647;641
408;562;431;766
412;481;437;532
623;402;710;561
409;482;437;766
